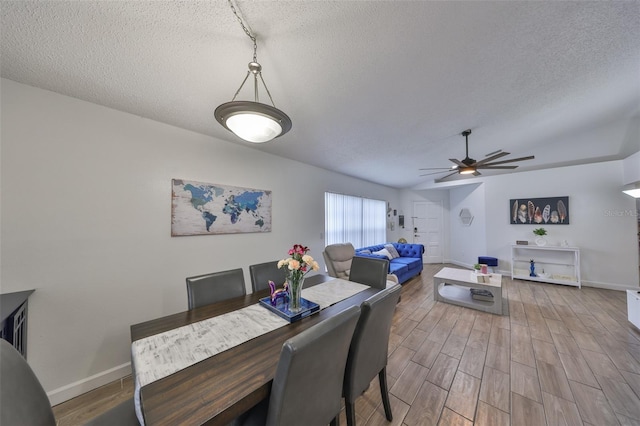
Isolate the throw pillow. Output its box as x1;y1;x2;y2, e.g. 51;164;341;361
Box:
359;249;371;254
384;244;400;259
372;248;393;260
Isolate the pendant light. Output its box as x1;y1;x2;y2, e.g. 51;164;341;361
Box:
215;0;292;143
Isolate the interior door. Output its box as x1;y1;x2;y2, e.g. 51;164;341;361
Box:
413;201;443;264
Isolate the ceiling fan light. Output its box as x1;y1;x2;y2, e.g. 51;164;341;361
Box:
215;101;292;143
459;167;476;175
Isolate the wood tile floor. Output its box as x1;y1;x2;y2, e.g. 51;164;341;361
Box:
54;264;640;425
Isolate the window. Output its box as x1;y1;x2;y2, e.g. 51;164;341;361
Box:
324;192;386;248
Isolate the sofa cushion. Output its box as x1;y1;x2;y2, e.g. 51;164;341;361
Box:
388;262;409;276
392;257;422;271
394;243;424;258
372;248;393;260
384;244;400;259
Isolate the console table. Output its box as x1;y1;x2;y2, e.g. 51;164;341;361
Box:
1;290;35;358
511;245;581;288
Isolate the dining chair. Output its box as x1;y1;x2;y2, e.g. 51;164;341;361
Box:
0;339;139;426
343;285;402;426
239;305;361;426
323;243;355;279
1;339;56;426
186;268;246;309
249;260;287;293
348;256;389;289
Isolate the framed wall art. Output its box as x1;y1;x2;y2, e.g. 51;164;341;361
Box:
171;179;272;236
510;196;569;225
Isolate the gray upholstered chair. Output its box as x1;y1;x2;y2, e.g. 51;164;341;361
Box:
186;268;246;309
348;256;389;289
0;339;138;426
0;339;56;426
249;261;288;293
239;305;361;426
323;243;355;279
343;285;402;426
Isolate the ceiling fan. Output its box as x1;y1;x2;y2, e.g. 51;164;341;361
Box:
420;129;535;181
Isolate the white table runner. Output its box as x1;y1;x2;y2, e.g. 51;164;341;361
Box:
132;278;375;424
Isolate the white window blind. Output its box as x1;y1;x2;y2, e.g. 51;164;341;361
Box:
324;192;386;248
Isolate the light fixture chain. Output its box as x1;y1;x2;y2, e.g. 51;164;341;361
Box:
228;0;258;62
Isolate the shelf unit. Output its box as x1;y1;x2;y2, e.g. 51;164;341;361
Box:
510;245;581;288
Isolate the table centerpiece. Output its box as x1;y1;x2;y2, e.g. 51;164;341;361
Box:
278;244;320;312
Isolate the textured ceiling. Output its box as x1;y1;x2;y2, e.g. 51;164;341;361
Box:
2;1;639;189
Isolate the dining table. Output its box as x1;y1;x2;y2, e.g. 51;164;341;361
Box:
130;274;388;426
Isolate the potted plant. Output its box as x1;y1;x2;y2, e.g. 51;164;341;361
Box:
533;228;547;246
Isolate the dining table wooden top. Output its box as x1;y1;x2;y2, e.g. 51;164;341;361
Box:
130;274;380;426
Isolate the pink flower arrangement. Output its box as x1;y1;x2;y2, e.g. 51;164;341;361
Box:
277;244;319;279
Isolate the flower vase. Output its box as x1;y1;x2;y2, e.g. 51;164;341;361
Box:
535;236;547;246
530;260;536;277
287;275;305;312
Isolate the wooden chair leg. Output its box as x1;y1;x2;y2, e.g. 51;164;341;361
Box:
345;400;356;426
378;367;393;421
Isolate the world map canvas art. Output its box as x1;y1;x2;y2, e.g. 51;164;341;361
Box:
171;179;272;236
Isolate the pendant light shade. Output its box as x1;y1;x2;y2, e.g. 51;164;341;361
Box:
215;101;292;143
216;2;292;143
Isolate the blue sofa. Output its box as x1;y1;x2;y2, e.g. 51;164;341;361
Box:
354;243;425;284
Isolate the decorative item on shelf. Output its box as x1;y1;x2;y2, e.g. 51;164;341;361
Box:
398;237;407;243
533;227;547;246
268;280;288;304
277;244;320;312
530;259;537;277
473;263;482;273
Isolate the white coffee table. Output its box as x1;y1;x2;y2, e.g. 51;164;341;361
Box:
433;267;503;315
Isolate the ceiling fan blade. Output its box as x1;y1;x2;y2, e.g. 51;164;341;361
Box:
474;151;510;167
481;155;535;166
420;170;455;176
449;158;467;168
478;165;519;169
473;170;482;176
434;170;460;182
418;167;455;170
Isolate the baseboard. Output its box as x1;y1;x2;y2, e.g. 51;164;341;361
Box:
581;280;640;292
508;275;637;292
47;362;132;406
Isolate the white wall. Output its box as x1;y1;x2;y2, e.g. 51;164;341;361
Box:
623;150;640;184
0;79;401;403
449;183;486;268
405;159;638;289
461;162;638;289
